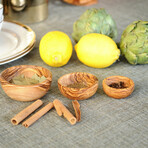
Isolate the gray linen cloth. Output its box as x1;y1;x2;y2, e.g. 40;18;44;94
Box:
0;0;148;147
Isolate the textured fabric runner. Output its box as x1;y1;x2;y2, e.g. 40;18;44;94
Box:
0;0;148;147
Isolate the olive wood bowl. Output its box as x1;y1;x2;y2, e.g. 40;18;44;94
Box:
63;0;98;6
102;76;134;99
58;72;98;100
0;65;52;101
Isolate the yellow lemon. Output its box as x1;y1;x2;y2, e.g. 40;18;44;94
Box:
39;31;73;67
75;33;120;68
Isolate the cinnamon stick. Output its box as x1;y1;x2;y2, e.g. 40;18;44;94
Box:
72;100;81;122
11;100;43;125
22;102;54;128
53;100;62;116
53;99;76;125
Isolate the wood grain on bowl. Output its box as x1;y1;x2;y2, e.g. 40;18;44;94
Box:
63;0;98;6
102;76;134;99
58;72;98;100
0;65;52;101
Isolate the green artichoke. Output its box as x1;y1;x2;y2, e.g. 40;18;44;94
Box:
72;8;117;42
120;21;148;65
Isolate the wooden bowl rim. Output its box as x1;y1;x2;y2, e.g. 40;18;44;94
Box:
0;65;52;87
102;75;134;91
58;72;98;90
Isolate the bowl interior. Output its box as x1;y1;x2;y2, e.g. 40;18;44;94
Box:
58;72;98;89
1;65;52;84
104;76;132;89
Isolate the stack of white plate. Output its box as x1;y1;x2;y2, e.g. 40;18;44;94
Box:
0;4;36;65
0;4;3;30
0;21;36;65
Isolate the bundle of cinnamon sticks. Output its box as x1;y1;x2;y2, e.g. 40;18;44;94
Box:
63;0;98;6
11;99;81;128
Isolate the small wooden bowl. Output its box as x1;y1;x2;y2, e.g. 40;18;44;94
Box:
58;72;98;100
0;65;52;101
63;0;98;6
102;76;134;99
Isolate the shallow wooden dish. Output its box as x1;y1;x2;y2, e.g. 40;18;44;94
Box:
0;65;52;101
102;76;134;99
58;72;98;100
63;0;98;6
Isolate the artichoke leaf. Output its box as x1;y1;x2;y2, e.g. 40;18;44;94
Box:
124;50;137;65
137;53;148;64
120;20;148;65
72;8;117;42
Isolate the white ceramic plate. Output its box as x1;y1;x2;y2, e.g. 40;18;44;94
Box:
0;21;36;65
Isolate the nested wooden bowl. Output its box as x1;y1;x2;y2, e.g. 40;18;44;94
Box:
58;72;98;100
63;0;98;6
102;76;134;99
0;65;52;101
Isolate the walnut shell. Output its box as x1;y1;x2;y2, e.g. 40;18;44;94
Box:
102;76;134;99
58;72;98;100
